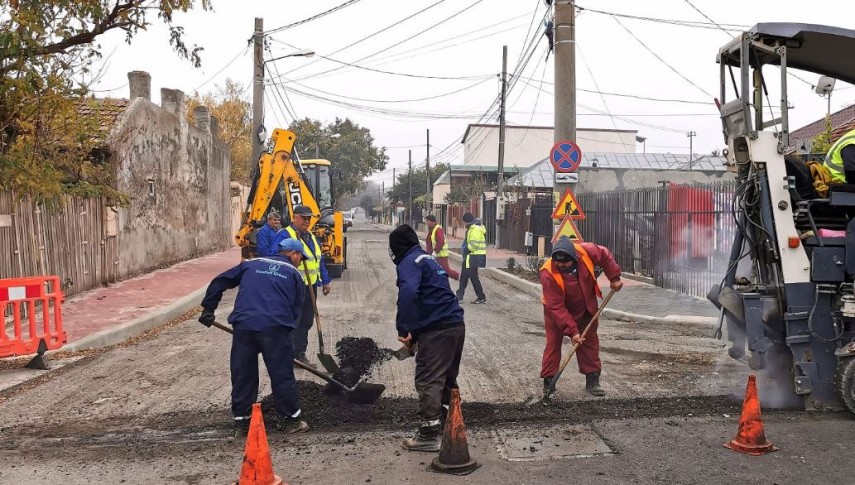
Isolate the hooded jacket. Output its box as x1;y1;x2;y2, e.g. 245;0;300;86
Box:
390;225;464;338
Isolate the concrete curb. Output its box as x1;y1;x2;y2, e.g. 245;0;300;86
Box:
59;285;206;353
377;223;718;327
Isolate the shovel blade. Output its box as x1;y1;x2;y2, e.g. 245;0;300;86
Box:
347;383;386;404
317;353;341;373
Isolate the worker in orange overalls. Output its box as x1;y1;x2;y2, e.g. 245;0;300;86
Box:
540;236;623;398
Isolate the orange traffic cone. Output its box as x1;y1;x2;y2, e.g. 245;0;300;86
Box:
430;389;481;475
234;403;285;485
724;374;778;456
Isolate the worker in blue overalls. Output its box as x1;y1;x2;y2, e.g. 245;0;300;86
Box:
199;238;310;436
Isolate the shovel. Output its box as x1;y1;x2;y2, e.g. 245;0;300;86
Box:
393;342;417;360
209;321;385;404
301;261;340;374
524;289;617;407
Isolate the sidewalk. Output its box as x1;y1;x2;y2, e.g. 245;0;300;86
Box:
59;246;240;351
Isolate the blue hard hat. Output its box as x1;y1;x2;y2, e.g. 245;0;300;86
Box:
278;238;310;260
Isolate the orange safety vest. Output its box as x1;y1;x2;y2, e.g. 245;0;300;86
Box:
540;244;601;304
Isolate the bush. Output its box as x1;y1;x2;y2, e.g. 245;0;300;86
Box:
525;255;545;273
506;257;517;271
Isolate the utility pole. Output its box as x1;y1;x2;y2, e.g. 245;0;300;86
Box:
408;150;413;225
251;17;265;168
554;2;576;144
687;131;696;170
496;45;508;247
426;129;431;216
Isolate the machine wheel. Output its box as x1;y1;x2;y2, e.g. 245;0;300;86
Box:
835;356;855;415
327;263;343;279
343;237;348;270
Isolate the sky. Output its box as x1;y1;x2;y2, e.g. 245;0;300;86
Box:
88;0;855;185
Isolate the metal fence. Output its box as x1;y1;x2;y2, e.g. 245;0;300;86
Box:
575;181;737;298
0;192;119;298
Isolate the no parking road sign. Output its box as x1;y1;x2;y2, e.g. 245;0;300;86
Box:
550;140;582;173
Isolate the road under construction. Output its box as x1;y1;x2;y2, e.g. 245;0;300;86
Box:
0;221;853;483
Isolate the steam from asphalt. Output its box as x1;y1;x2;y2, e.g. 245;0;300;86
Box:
717;321;803;410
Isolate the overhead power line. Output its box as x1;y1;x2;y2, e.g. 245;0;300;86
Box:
575;4;749;31
264;0;365;34
612;17;716;99
269;77;493;103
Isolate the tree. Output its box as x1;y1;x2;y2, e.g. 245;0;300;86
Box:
0;0;210;200
387;161;449;206
187;79;251;184
811;115;834;154
288;117;388;207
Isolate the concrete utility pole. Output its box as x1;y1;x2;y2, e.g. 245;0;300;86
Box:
552;0;576;219
408;150;413;225
496;45;508;247
687;131;696;170
251;17;264;168
426;129;431;215
554;2;576;144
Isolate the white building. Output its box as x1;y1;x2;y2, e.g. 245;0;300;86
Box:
461;124;639;168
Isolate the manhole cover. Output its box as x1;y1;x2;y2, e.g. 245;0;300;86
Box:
493;425;613;461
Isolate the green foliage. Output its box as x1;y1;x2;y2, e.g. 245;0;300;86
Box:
187;79;252;184
525;254;545;273
289;118;388;208
812;115;834;154
0;0;211;200
387;161;449;205
506;257;517;271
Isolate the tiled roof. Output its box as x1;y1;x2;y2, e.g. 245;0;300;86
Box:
506;152;728;189
790;104;855;145
830;117;855;143
76;98;132;143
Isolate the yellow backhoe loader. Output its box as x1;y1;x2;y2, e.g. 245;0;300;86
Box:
235;128;347;277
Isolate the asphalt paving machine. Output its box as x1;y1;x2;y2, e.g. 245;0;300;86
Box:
709;23;855;414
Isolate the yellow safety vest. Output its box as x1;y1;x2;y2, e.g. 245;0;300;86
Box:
285;226;323;285
823;128;855;183
464;224;487;268
430;225;448;257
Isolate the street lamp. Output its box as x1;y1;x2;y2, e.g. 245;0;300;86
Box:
315;133;341;158
252;47;316;165
635;136;647;154
265;49;316;64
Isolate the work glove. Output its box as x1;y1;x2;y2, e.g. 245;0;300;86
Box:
198;309;215;327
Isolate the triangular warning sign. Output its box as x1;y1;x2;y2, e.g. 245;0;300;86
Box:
551;188;586;220
551;215;584;244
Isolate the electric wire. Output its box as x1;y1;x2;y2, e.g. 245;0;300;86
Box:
264;0;366;35
268;77;493;104
612;16;715;99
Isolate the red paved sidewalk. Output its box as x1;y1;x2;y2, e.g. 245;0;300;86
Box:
62;247;241;343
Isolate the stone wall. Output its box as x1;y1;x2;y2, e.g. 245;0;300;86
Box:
109;83;231;278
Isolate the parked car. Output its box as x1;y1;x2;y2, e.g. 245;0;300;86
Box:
343;211;354;231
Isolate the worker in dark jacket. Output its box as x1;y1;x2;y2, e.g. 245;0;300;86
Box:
255;210;282;257
272;204;332;367
390;224;466;452
198;238;310;435
540;236;623;398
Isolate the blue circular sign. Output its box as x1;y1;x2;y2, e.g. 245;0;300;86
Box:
550;140;582;173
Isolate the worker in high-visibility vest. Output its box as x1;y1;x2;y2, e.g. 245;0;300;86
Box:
822;127;855;183
272;205;332;367
456;212;487;304
540;236;623;399
424;214;459;280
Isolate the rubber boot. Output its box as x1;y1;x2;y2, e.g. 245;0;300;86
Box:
586;372;605;397
402;420;442;452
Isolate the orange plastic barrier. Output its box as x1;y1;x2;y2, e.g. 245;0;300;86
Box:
0;276;67;358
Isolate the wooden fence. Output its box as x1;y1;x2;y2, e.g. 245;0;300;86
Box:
0;193;119;297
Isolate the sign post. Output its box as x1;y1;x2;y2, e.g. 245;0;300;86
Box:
550;140;585;244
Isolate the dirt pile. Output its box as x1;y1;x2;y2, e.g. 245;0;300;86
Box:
332;337;393;387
